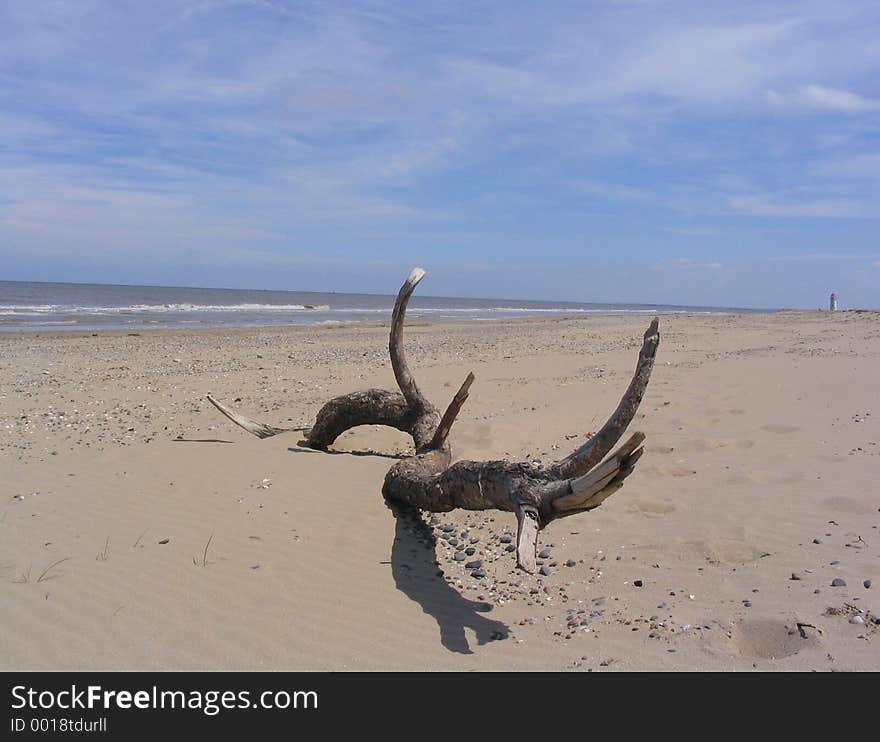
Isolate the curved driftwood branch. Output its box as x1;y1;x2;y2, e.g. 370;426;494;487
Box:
206;267;661;574
390;267;430;412
381;314;659;572
305;389;418;450
208;268;443;451
544;317;659;480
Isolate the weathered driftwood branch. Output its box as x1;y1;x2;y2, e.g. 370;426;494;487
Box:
206;266;444;452
206;394;288;439
207;268;660;573
380;277;659;572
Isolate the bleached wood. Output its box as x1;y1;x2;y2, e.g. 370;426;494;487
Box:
390;267;429;412
547;319;659;480
206;267;662;570
206;395;287;439
516;505;540;573
429;372;475;451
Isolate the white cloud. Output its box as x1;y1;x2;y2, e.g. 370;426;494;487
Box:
2;1;880;306
767;85;880;112
728;194;870;219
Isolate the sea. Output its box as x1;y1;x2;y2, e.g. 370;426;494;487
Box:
0;280;757;332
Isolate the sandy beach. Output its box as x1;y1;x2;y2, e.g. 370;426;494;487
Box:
1;310;878;671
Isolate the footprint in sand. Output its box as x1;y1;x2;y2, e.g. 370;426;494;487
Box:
658;465;697;477
821;495;874;514
692;438;755;452
626;500;675;517
690;538;767;565
761;424;800;434
727;619;820;660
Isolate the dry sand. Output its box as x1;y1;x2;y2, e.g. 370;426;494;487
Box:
1;310;878;671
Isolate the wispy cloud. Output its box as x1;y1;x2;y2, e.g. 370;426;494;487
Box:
1;1;879;306
727;194;872;219
767;85;880;112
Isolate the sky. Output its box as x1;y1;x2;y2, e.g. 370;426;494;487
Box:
1;1;879;309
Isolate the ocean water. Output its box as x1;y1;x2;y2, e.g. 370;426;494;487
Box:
0;280;753;332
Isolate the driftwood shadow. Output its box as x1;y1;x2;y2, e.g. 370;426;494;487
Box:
173;438;235;444
279;446;505;652
287;446;407;460
388;501;509;654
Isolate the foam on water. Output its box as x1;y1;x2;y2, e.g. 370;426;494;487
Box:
0;280;757;331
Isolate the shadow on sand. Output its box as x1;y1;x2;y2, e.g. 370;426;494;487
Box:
193;437;509;654
287;446;407;460
387;501;509;654
173;438;235;444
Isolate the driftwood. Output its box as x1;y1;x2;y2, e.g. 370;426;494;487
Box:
207;268;660;573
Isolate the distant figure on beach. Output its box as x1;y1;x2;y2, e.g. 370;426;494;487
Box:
830;292;838;311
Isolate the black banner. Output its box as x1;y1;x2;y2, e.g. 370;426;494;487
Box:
1;671;856;736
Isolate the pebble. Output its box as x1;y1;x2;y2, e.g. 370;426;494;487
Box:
505;544;516;553
831;578;847;587
538;548;552;559
790;572;802;581
864;579;872;589
850;616;864;625
465;560;483;570
633;579;643;587
539;566;551;577
565;559;577;567
441;524;455;533
472;569;487;579
453;552;466;562
500;534;512;544
812;538;822;544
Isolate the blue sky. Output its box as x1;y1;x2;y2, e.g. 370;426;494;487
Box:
1;1;879;308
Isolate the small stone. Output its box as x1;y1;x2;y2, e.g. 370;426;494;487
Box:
565;559;577;567
454;552;467;562
850;615;864;625
465;547;476;556
466;560;483;570
441;524;455;533
863;579;872;589
790;572;803;581
472;569;487;579
812;538;822;544
158;538;170;545
505;544;516;553
538;548;552;559
500;534;513;544
743;600;752;608
633;579;644;587
539;566;551;577
831;578;847;587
